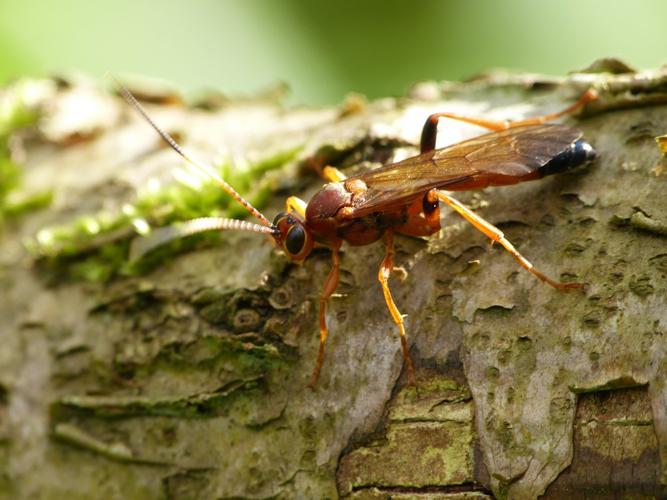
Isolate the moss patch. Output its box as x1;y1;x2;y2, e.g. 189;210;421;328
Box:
0;80;48;225
27;146;301;282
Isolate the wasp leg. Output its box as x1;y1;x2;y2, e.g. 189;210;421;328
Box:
285;196;307;218
309;245;341;388
378;231;416;384
432;190;584;290
322;165;347;182
420;89;598;153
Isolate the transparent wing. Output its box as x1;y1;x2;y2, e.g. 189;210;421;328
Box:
349;124;582;217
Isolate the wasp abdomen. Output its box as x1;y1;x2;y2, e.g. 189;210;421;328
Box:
540;139;596;177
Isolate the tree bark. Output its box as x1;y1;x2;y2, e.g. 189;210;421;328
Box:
1;66;667;499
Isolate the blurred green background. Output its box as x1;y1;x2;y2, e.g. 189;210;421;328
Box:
0;0;665;106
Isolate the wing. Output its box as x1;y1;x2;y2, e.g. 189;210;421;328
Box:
348;123;583;217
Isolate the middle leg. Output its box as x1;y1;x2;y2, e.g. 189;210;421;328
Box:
378;231;416;384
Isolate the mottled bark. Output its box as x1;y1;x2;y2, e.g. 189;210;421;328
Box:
1;66;667;499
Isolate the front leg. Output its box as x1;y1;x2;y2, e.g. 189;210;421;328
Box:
285;196;307;218
322;166;347;182
309;244;341;388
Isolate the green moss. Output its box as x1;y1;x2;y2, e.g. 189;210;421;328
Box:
397;375;466;402
28;146;302;282
0;157;21;220
168;334;290;378
0;83;40;139
52;423;170;464
0;81;44;224
3;189;53;217
52;335;289;421
53;377;263;419
485;366;500;381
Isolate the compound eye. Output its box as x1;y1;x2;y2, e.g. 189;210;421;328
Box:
285;224;306;255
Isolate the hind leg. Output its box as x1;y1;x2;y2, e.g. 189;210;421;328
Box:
432;190;584;290
420;89;597;153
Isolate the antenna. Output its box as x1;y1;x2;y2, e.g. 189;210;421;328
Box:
129;217;279;261
114;77;273;228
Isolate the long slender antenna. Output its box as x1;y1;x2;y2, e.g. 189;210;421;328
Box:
114;77;273;228
129;217;279;261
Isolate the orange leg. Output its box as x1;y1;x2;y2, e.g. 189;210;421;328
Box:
309;245;341;388
322;165;347;182
378;231;416;384
285;196;307;217
432;190;584;290
420;89;598;153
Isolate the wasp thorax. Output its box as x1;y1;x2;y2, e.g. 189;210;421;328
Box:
304;182;353;241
